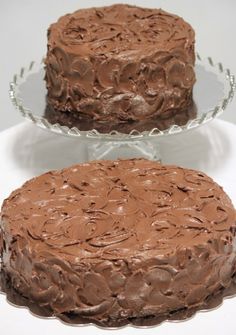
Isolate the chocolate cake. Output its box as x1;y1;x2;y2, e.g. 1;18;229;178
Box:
0;159;236;327
44;4;196;133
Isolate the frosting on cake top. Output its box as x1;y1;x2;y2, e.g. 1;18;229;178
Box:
48;4;194;57
2;159;235;262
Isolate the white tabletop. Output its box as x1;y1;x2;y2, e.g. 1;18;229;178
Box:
0;119;236;334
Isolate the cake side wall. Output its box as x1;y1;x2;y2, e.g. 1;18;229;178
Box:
1;226;236;326
44;46;195;125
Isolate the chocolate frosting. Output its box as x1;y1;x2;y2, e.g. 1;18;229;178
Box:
44;4;195;130
44;100;197;133
0;159;236;327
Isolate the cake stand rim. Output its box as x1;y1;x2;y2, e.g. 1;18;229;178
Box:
9;53;236;142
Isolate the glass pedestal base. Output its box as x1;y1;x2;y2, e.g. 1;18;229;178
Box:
87;139;161;161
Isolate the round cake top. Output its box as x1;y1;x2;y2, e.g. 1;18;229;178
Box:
48;4;194;57
1;159;235;263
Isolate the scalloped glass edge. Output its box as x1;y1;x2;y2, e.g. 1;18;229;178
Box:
9;53;236;141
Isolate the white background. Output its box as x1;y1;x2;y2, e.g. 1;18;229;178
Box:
0;0;236;130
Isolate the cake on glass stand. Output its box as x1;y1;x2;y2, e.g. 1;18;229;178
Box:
9;54;235;161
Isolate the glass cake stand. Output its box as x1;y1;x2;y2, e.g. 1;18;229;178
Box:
9;54;235;161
